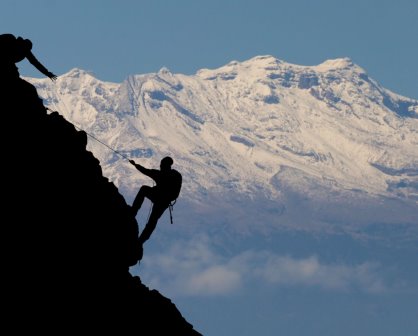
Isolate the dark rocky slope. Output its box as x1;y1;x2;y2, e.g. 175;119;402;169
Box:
1;77;202;335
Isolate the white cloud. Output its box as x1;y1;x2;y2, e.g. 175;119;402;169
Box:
139;234;387;297
250;253;385;292
188;266;241;295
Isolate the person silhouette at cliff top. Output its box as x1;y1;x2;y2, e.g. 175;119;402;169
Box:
0;33;57;81
129;156;182;248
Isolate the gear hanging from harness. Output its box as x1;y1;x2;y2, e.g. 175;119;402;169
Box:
168;199;176;224
165;170;182;224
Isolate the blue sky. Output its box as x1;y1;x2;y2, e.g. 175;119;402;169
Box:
1;0;417;99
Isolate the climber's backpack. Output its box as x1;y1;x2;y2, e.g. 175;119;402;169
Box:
168;169;182;203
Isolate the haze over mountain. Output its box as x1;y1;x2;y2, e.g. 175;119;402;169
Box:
28;55;418;238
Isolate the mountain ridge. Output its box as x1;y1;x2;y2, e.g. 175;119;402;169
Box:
27;55;418;236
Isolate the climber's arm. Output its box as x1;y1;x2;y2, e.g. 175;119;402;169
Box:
129;160;159;181
130;160;149;174
26;51;57;81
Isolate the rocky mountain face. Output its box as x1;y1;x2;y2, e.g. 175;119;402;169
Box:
28;55;418;236
2;76;202;335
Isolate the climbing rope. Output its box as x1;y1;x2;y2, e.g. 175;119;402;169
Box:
74;123;131;160
46;86;178;225
45;106;131;161
48;105;161;223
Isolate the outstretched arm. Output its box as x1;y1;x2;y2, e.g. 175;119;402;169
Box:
26;51;57;81
129;159;148;174
129;159;159;181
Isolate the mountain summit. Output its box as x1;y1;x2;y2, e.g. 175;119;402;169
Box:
28;56;418;236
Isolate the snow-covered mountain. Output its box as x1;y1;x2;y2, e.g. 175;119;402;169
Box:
27;55;418;236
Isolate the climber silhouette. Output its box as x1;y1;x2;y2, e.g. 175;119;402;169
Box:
130;156;182;247
0;33;57;81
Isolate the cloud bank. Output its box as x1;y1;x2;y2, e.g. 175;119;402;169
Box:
139;234;387;297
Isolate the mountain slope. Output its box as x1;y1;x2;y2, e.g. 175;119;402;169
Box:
1;75;202;334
